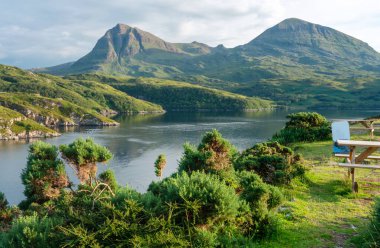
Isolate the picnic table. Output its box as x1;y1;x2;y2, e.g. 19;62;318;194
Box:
344;119;380;139
336;139;380;192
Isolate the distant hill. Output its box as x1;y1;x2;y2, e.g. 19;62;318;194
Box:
38;18;380;108
0;64;163;116
66;74;273;111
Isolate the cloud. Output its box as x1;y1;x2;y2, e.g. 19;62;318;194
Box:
0;0;379;68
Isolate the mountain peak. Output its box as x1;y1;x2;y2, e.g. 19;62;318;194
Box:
244;18;379;63
278;18;309;26
112;23;132;32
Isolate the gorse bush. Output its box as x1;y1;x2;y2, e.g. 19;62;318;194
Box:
1;131;288;247
60;138;112;184
148;171;241;226
179;129;238;174
235;142;305;185
154;154;166;178
272;112;331;144
21;141;69;207
0;192;8;211
1;213;62;248
98;169;118;192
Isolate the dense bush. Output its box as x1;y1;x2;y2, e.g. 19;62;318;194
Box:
148;171;242;226
0;213;62;248
98;169;118;191
272;112;331;144
235;141;305;185
179;129;238;174
2;132;287;247
21;141;69;207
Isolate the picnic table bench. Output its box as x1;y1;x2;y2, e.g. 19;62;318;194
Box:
335;139;380;192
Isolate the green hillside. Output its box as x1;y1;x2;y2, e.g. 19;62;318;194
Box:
67;74;273;111
0;93;118;126
0;64;163;114
40;18;380;109
0;106;58;139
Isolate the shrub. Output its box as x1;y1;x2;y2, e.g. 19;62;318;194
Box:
148;171;241;227
154;154;167;178
272;112;331;144
0;213;62;248
235;171;283;237
235;142;305;185
0;192;8;211
21;141;69;207
178;129;238;174
60;138;112;184
98;169;118;192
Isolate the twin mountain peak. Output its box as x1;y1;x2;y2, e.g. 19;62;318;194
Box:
42;18;380;76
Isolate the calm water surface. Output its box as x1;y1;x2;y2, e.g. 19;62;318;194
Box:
1;109;378;205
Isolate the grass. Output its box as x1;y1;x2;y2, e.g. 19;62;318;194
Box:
252;136;380;247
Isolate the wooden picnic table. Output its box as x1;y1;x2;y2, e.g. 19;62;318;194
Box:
336;139;380;192
345;119;380;139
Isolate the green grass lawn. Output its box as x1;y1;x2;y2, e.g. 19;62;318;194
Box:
254;139;380;247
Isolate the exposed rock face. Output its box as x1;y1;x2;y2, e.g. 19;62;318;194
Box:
0;129;60;140
0;99;119;127
0;116;60;140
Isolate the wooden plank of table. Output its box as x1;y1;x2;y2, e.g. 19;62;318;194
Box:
336;140;380;147
356;147;379;163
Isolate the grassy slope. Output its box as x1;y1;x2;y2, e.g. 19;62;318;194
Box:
0;106;57;135
0;92;117;125
67;74;273;111
0;65;163;114
252;137;379;247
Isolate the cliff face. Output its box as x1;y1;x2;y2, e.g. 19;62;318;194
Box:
0;107;60;140
0;93;120;127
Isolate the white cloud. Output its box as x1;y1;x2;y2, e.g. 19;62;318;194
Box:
0;0;379;68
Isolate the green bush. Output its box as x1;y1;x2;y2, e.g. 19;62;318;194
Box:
235;171;283;237
148;171;241;226
21;141;69;207
98;169;118;192
272;112;331;144
178;129;238;174
60;138;112;184
154;154;167;178
0;192;8;211
235;142;305;185
0;213;62;248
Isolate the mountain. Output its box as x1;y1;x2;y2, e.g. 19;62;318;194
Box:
38;24;213;76
243;18;380;64
38;18;380;108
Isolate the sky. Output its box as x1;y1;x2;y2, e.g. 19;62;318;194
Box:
0;0;379;69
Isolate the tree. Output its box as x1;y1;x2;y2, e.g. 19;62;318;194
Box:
21;141;69;206
59;138;112;184
154;154;167;179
